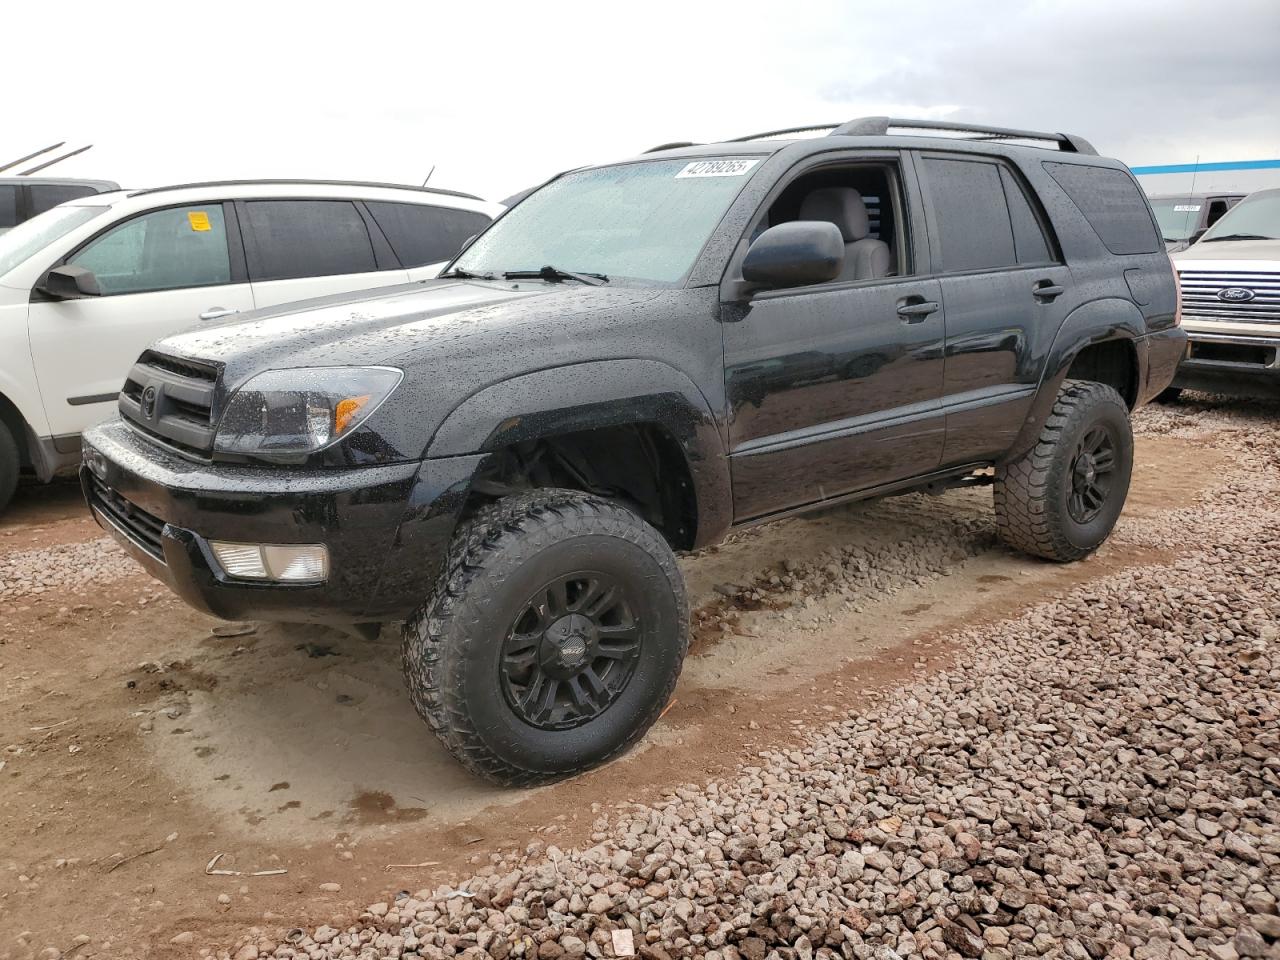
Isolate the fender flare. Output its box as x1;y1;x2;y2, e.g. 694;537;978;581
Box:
1002;297;1148;464
427;359;732;547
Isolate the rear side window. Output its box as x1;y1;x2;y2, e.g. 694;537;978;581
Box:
242;200;378;281
998;168;1053;264
68;204;232;295
366;202;491;268
0;185;17;229
920;157;1016;272
29;184;98;216
1043;162;1160;255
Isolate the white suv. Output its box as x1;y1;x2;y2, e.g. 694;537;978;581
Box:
0;180;501;510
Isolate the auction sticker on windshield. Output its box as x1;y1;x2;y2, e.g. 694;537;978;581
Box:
675;158;762;179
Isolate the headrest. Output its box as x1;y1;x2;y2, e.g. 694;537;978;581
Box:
798;187;870;242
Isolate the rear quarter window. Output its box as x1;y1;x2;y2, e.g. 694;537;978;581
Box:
0;185;18;229
1042;162;1160;255
366;201;491;268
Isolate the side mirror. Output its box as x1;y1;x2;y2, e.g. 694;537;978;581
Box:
38;265;102;300
742;222;844;289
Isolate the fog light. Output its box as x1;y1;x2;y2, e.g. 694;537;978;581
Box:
211;541;269;579
210;541;328;583
263;544;328;582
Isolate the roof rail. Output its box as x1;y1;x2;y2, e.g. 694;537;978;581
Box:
729;124;840;142
126;178;484;202
644;141;700;153
828;116;1097;155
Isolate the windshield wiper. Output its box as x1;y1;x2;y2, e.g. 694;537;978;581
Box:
1203;233;1275;242
440;267;495;279
503;265;609;285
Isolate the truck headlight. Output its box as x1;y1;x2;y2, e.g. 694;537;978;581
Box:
213;366;402;459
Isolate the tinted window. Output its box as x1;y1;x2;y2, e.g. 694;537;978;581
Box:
1043;162;1160;255
999;167;1053;264
29;184;98;216
69;205;231;295
922;157;1016;272
0;186;17;229
367;202;491;268
243;200;378;281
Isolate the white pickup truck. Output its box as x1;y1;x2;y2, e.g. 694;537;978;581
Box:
1167;187;1280;401
0;180;500;511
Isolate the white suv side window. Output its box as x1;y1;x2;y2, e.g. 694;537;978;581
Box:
68;204;232;295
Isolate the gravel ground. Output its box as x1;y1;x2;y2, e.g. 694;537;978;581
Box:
0;536;130;602
213;400;1280;960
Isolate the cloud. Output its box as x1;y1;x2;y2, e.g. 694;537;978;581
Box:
5;0;1277;199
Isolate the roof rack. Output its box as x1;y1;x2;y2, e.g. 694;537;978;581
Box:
828;117;1097;155
126;178;484;202
644;141;700;153
729;124;841;143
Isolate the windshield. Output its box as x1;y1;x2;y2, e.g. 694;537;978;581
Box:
0;204;105;280
1149;198;1204;242
1199;190;1280;242
452;157;763;284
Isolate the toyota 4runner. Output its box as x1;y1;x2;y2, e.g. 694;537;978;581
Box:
81;118;1185;785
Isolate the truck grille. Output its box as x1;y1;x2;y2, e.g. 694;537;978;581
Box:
87;473;166;562
119;351;219;458
1179;270;1280;325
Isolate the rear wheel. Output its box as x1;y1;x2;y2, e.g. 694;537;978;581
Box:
402;489;688;786
994;380;1133;562
0;420;19;514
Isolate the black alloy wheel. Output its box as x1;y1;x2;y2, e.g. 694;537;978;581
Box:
1067;424;1117;524
500;572;641;730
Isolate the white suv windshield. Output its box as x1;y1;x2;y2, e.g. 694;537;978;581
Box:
453;157;762;284
0;205;105;280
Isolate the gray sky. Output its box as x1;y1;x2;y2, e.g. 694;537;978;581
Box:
7;0;1279;201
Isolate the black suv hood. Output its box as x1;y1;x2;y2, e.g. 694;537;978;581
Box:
157;279;563;379
145;277;715;462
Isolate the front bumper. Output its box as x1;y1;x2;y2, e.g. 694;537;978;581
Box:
81;418;483;624
1172;330;1280;399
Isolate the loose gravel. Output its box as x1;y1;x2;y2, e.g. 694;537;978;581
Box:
220;399;1280;960
0;536;131;602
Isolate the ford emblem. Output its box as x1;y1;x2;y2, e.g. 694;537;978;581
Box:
1217;287;1256;303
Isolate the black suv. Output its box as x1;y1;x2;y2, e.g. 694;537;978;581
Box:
81;118;1185;785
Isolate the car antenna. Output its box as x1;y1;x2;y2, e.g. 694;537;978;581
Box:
19;144;94;175
422;165;435;187
0;142;66;174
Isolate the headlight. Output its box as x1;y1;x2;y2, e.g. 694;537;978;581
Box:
213;366;402;459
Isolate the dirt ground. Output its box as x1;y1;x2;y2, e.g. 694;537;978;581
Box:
0;399;1263;959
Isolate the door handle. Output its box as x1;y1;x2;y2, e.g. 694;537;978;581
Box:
896;298;939;322
1033;281;1065;302
199;307;239;322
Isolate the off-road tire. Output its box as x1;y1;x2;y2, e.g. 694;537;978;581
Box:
1154;387;1182;404
0;420;19;514
402;488;688;786
994;380;1133;562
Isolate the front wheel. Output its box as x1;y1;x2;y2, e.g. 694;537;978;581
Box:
994;380;1134;562
402;489;688;786
0;420;19;514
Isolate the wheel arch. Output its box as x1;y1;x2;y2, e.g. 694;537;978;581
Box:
427;359;732;549
1001;297;1146;465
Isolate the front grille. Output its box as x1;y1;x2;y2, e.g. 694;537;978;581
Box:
119;350;219;459
1179;270;1280;325
88;474;166;562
